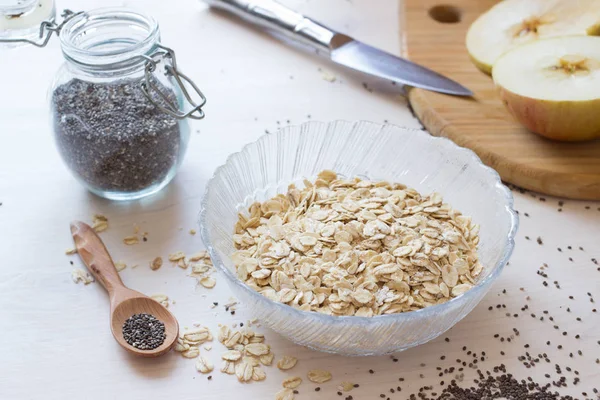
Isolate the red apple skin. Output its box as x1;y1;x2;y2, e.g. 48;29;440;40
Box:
497;86;600;142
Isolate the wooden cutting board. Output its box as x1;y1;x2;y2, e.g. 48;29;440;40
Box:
403;0;600;200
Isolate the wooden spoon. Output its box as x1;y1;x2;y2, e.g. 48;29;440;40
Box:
70;221;179;357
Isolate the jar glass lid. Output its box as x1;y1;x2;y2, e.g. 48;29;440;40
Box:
0;0;55;46
0;0;40;15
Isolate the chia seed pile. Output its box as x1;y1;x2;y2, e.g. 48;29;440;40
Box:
122;313;166;350
52;77;182;193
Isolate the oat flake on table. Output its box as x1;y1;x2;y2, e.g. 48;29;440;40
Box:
92;214;108;233
150;256;163;271
277;355;298;370
307;369;332;383
71;269;93;285
217;325;275;383
275;388;295;400
282;376;302;389
123;235;139;245
232;170;482;316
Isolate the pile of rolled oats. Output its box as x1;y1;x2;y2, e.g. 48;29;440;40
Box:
217;325;272;382
189;251;217;288
232;170;482;317
175;325;213;360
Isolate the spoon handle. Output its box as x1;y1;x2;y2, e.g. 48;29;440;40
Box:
70;221;124;294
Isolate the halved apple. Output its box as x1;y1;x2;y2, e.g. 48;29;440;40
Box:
467;0;600;75
492;36;600;142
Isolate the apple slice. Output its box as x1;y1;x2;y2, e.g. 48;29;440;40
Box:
467;0;600;75
493;36;600;142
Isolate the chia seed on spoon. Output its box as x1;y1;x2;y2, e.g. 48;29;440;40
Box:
122;313;166;350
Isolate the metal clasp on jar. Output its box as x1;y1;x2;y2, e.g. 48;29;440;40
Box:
140;44;207;120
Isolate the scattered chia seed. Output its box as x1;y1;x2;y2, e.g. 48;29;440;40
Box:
122;313;166;350
52;78;183;194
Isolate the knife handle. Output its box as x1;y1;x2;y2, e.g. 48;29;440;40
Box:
204;0;335;53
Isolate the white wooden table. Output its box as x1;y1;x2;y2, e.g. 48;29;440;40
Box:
1;1;598;399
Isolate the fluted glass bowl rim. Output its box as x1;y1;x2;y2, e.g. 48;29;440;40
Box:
198;120;518;326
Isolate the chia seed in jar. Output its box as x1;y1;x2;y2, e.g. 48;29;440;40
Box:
51;77;182;194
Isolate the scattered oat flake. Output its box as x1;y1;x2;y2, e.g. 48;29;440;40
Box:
92;214;109;232
189;229;197;235
151;294;169;308
195;356;214;373
150;256;163;271
177;258;188;269
307;369;332;383
123;235;139;245
252;366;266;381
65;248;77;255
181;347;200;359
183;327;212;345
277;355;298;370
222;350;242;361
189;251;210;262
93;213;108;222
275;388;295;400
224;300;238;309
319;68;337;82
199;276;216;288
235;361;254;382
174;337;189;352
260;352;274;366
339;381;355;392
169;251;186;262
71;269;93;285
92;220;108;233
245;343;270;356
283;376;302;389
114;262;127;272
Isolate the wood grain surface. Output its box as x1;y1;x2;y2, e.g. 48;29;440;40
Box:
404;0;600;200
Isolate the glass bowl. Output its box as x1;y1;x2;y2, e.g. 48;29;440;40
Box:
199;121;518;356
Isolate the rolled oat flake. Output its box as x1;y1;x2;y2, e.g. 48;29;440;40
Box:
122;313;166;350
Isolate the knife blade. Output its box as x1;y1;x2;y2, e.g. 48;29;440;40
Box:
204;0;472;96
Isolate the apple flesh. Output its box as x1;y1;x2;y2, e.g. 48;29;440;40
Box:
493;36;600;142
466;0;600;75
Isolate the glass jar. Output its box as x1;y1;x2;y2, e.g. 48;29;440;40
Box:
47;8;204;200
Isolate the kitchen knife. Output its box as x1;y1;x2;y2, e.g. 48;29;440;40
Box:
204;0;472;96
